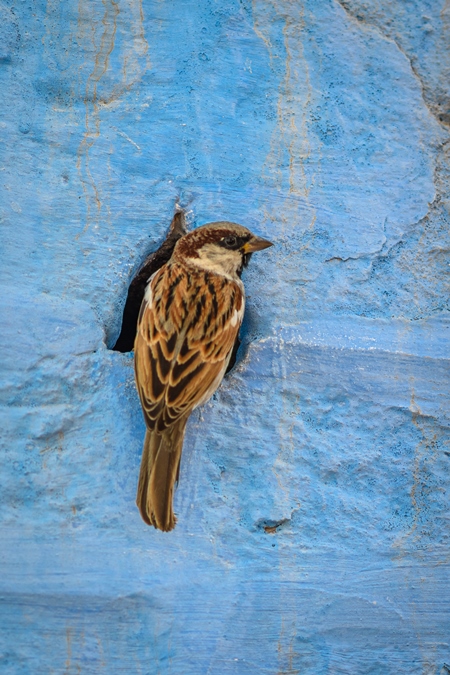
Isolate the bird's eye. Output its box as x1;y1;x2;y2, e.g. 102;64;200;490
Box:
222;235;238;248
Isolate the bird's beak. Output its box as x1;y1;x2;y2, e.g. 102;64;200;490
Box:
242;236;274;253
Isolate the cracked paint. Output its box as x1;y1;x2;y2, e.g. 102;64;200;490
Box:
336;0;450;127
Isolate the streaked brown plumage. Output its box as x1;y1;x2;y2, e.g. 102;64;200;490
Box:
134;221;273;531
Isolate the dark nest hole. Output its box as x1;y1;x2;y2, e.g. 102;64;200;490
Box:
111;208;241;374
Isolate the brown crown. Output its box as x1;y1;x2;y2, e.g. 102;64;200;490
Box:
172;221;252;259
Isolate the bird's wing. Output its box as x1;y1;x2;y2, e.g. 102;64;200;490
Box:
134;263;244;432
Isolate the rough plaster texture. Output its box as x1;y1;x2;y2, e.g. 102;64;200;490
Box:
1;0;449;673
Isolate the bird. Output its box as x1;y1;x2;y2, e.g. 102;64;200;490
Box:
134;221;273;531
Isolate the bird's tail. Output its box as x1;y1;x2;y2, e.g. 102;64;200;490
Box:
136;419;187;531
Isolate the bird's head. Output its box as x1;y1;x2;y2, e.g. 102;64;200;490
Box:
172;221;273;279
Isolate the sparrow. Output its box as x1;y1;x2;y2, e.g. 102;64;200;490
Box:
134;221;273;531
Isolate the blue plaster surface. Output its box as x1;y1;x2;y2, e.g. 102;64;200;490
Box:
0;0;449;673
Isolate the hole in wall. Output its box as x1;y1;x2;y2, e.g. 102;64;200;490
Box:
109;208;242;374
111;209;187;353
256;518;290;534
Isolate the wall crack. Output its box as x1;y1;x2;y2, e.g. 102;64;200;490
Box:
334;0;450;131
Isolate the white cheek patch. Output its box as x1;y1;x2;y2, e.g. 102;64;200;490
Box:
194;245;242;280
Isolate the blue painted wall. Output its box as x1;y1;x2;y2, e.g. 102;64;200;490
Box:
1;0;449;672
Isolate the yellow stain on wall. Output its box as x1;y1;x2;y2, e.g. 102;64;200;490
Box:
76;0;150;235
